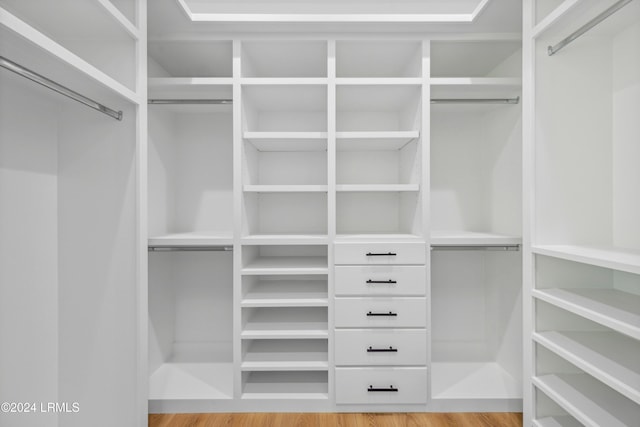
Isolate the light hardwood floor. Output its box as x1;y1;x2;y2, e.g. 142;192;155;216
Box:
149;412;523;427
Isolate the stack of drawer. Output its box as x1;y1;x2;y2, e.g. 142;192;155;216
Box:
334;242;428;405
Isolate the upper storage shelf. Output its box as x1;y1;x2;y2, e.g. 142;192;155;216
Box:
0;4;138;105
242;41;327;78
431;40;522;78
0;0;138;92
336;41;422;78
148;40;232;78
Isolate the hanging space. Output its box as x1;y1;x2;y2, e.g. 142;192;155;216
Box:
147;38;235;412
429;38;523;411
0;1;142;426
530;1;640;425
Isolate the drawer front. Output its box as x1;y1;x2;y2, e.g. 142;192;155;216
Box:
335;298;427;328
335;330;427;366
334;242;426;265
335;266;426;296
335;367;427;404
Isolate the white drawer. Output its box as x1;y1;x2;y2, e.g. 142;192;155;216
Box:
335;367;427;404
335;298;427;328
335;330;427;366
335;265;426;296
334;242;426;265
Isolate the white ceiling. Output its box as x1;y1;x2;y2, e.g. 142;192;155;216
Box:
148;0;522;37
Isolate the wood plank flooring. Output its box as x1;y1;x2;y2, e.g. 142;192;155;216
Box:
149;412;523;427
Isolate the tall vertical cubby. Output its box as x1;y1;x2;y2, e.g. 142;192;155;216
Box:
147;39;235;411
525;0;640;426
0;1;145;426
429;38;524;411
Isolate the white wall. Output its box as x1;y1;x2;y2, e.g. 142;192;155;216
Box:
0;72;60;427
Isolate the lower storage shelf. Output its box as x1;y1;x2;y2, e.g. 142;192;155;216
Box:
241;339;328;371
431;362;522;400
149;363;233;400
533;416;583;427
241;371;329;400
533;373;639;427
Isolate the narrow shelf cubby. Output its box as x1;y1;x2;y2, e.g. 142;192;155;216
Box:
242;275;328;308
241;245;328;275
241;339;329;371
241;40;327;78
241;307;328;339
336;40;422;78
148;103;233;243
431;40;521;78
148;250;233;401
241;371;329;400
148;40;232;78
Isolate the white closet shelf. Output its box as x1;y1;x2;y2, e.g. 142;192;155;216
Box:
335;77;423;85
241;235;329;245
0;7;139;105
336;184;419;192
242;280;328;307
335;234;424;242
241;360;328;371
430;77;521;99
242;257;328;275
431;362;522;400
149;363;233;400
533;373;638;427
0;0;138;42
243;131;328;151
533;288;640;340
336;131;419;150
244;185;328;193
148;232;234;247
241;323;329;340
241;372;329;400
431;230;522;246
148;77;233;87
533;245;640;275
241;78;328;85
534;331;640;404
533;416;584;427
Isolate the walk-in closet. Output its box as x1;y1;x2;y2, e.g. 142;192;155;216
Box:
1;0;638;426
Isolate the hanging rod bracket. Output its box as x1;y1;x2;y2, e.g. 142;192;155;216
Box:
548;0;633;56
0;56;123;121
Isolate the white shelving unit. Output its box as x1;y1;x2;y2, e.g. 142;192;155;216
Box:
525;1;640;425
0;1;144;426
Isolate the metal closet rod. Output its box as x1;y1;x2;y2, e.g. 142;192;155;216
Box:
148;246;233;252
431;97;519;105
548;0;633;56
148;99;232;105
0;56;123;121
431;245;520;251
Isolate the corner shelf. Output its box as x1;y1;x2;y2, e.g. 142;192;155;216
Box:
533;245;640;275
532;288;640;340
534;331;640;404
533;373;638;427
149;363;233;400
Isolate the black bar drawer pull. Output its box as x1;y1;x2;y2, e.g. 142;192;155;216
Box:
368;385;398;392
367;346;398;353
366;252;397;256
367;311;398;317
366;279;397;284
